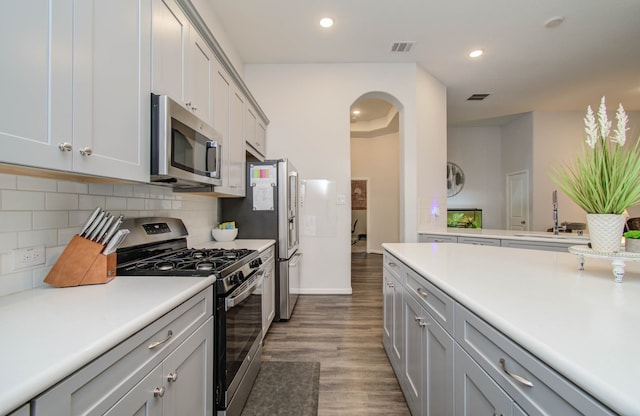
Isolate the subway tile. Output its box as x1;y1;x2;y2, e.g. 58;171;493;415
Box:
58;228;80;245
32;265;51;288
2;190;45;211
88;183;114;196
114;184;134;197
17;176;57;192
0;232;17;252
18;229;57;248
69;210;94;227
45;245;65;267
0;212;32;232
148;186;164;200
132;184;150;198
106;197;127;210
57;180;89;194
79;195;106;210
171;200;183;210
0;174;17;190
0;272;33;297
33;211;69;230
46;193;78;210
127;198;145;210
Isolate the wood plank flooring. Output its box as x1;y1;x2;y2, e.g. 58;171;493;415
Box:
262;253;411;415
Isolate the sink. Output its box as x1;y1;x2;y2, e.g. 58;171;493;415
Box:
513;233;590;241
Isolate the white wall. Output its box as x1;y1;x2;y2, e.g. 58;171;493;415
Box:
244;63;446;294
447;127;503;229
351;131;400;253
0;173;218;297
501;114;534;229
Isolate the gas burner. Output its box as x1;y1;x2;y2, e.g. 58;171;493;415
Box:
196;262;215;271
155;261;176;271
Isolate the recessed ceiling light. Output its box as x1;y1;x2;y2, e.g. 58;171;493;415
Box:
352;109;361;115
469;49;484;58
319;17;334;28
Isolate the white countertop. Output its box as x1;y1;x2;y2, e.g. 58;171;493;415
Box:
383;242;640;416
0;276;213;416
418;227;590;244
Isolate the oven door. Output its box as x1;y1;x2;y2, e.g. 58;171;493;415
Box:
217;271;264;411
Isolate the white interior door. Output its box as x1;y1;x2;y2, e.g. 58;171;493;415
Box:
506;171;529;230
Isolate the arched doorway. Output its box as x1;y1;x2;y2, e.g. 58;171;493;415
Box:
350;93;402;255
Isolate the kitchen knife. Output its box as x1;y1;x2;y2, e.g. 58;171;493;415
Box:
83;210;106;239
103;229;130;255
80;207;102;237
95;214;114;243
88;213;110;241
101;214;124;245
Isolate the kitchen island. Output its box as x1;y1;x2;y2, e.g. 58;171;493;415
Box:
383;242;640;415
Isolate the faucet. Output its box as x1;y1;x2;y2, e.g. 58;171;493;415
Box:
552;190;567;234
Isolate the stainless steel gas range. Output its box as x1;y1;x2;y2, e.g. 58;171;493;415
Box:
116;217;263;416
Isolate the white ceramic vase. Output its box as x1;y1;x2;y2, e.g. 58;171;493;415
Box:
586;214;626;253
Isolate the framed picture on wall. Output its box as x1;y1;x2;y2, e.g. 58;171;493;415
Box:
351;180;367;210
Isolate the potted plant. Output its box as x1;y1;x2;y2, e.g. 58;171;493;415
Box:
550;97;640;252
623;230;640;253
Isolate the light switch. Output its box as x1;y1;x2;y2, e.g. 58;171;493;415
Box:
337;195;346;205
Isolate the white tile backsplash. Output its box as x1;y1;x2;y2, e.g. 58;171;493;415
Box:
0;173;220;297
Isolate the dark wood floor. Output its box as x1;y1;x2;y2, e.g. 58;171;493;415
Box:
262;252;411;415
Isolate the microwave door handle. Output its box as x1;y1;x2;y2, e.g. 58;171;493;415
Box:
225;271;264;310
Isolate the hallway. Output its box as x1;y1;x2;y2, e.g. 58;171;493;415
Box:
261;253;410;415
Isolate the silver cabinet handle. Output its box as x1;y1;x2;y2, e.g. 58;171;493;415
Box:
414;316;427;327
79;147;92;156
185;101;191;108
153;386;165;398
386;282;395;288
416;288;429;298
58;142;72;151
148;329;173;349
388;262;397;267
191;105;197;111
167;372;178;383
499;358;533;387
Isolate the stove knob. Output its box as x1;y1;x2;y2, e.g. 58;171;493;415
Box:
250;258;262;268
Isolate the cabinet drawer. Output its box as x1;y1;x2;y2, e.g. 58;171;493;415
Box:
34;288;213;416
405;268;454;335
419;234;458;243
455;304;614;416
383;252;404;280
457;236;501;246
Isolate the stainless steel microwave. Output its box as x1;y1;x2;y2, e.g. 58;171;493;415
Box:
150;94;222;188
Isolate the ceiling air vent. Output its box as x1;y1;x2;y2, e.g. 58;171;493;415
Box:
467;93;490;101
391;41;415;53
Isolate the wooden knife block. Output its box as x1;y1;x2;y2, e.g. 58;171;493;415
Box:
44;235;117;287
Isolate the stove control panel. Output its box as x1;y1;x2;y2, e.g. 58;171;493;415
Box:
142;223;172;235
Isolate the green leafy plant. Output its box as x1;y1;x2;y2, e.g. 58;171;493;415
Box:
550;97;640;214
623;230;640;239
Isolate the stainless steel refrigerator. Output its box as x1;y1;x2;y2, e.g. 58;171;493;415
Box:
220;159;301;320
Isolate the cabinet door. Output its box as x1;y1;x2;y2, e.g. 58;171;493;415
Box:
383;266;403;375
262;257;276;335
8;404;30;416
455;344;513;416
256;120;267;157
73;0;151;182
104;366;163;416
162;318;213;416
151;0;189;103
228;86;246;193
403;293;424;415
0;0;73;171
186;29;213;125
423;307;454;416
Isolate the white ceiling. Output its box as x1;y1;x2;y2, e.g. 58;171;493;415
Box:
207;0;640;126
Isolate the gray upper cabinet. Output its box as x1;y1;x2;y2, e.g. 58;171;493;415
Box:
245;105;267;160
1;0;151;183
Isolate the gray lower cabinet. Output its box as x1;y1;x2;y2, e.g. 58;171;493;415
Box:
383;253;404;375
7;404;29;416
499;239;576;252
457;236;501;246
383;249;615;416
418;234;458;243
404;293;454;416
33;289;213;416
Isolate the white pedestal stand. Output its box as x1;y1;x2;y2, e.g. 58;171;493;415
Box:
568;245;640;283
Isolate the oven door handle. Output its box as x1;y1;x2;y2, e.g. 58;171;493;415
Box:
225;271;265;310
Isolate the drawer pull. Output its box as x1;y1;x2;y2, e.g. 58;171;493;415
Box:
499;358;533;387
148;329;173;349
388;262;397;267
153;386;165;398
414;316;428;327
416;288;429;298
387;282;395;288
167;372;179;382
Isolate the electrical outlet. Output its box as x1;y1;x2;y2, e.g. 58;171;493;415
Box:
12;245;45;271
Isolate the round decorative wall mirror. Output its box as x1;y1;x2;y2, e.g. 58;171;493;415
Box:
447;162;465;197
